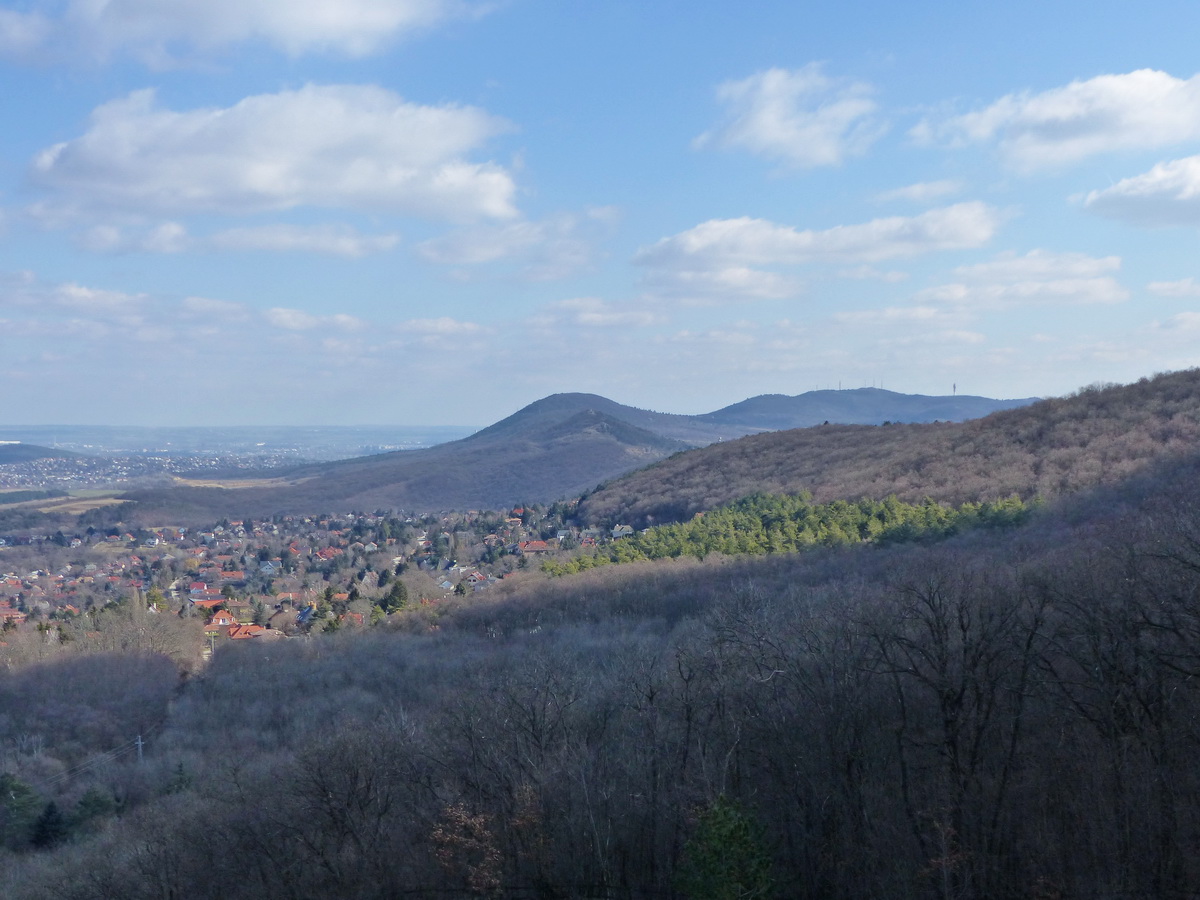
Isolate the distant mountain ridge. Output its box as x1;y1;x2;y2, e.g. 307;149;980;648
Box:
115;386;1039;520
704;388;1036;430
120;405;693;520
466;393;758;446
467;388;1036;447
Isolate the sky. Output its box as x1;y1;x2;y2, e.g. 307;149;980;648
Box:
3;1;1200;426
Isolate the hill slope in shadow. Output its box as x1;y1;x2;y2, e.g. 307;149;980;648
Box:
120;404;691;521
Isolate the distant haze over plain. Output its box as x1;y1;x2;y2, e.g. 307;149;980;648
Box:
0;386;1034;457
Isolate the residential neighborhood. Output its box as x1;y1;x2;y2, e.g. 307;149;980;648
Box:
0;503;603;665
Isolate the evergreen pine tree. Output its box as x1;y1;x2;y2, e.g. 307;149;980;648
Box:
31;801;68;849
676;796;774;900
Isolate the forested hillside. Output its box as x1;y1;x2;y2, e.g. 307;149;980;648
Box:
545;492;1034;575
4;449;1200;898
579;369;1200;527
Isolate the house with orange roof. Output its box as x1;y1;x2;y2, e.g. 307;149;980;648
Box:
0;603;26;625
228;624;268;639
203;610;238;637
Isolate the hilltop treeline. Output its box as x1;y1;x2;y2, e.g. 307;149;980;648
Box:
3;453;1200;898
579;369;1200;528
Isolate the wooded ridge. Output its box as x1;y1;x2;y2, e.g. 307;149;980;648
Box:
578;369;1200;527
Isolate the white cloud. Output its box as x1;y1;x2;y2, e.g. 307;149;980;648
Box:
642;264;799;303
264;307;365;332
917;69;1200;171
830;306;982;350
695;65;884;168
878;329;986;347
1160;311;1200;332
400;317;482;335
1084;155;1200;225
551;298;665;328
875;179;965;204
33;85;516;222
417;210;611;280
330;314;366;331
79;221;400;257
834;305;944;325
264;308;321;331
51;282;145;315
920;250;1129;309
0;270;184;345
921;280;1128;306
639;203;998;267
635;203;999;301
1148;277;1200;297
81;222;190;254
669;328;757;347
953;249;1120;281
837;265;909;282
0;9;50;58
419;220;548;265
210;225;400;257
180;296;250;320
0;271;145;317
0;0;483;63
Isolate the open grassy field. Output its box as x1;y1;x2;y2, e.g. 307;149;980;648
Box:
0;489;128;515
170;475;307;489
35;496;129;515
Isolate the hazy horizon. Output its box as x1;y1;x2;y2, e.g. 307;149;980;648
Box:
0;381;1050;433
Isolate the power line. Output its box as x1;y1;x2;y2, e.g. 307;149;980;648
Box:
30;719;167;789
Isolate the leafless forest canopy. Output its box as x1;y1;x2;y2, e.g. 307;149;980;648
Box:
3;372;1200;898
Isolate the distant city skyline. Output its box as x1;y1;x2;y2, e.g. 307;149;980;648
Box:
3;1;1200;425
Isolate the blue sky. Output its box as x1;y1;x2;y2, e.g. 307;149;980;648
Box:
3;1;1200;426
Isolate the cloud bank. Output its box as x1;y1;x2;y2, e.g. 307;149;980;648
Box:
919;250;1128;308
636;203;1000;300
33;85;516;222
0;0;482;62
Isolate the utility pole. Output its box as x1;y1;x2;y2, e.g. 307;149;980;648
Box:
136;734;143;764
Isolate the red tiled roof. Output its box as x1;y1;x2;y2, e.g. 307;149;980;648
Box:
228;624;266;639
